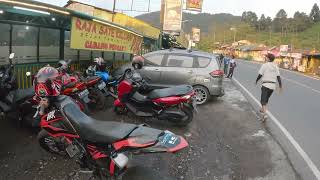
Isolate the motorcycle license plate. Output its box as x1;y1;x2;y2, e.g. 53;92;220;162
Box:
66;144;80;158
98;81;106;90
160;131;180;148
78;89;89;98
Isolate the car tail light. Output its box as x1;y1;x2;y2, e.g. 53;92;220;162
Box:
210;70;224;77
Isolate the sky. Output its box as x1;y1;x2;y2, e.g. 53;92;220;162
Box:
35;0;318;18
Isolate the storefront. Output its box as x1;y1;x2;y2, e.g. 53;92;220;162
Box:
0;0;150;88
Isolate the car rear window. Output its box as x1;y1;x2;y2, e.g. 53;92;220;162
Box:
197;57;211;68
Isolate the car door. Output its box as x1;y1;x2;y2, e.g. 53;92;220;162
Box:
139;53;165;87
160;54;196;86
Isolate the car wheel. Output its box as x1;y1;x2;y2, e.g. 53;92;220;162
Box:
193;85;209;105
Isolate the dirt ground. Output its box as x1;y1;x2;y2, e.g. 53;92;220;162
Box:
0;80;299;180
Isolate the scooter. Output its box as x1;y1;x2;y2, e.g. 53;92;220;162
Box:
86;63;118;99
114;69;197;126
0;53;36;126
36;95;188;179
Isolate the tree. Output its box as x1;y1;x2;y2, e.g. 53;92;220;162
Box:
276;9;288;19
310;3;320;22
241;11;258;29
273;9;288;32
293;11;312;32
258;14;267;31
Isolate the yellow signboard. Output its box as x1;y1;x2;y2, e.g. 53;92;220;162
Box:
93;9;113;22
70;17;143;54
113;13;160;39
186;0;203;12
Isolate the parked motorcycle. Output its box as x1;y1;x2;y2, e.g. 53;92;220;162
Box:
85;58;118;99
36;95;188;179
114;69;197;126
57;60;107;110
0;53;36;126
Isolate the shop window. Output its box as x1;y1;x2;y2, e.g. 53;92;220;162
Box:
92;51;102;59
79;50;91;61
12;25;38;63
115;52;123;61
0;23;10;65
104;52;114;61
124;53;131;61
39;28;60;62
64;31;78;61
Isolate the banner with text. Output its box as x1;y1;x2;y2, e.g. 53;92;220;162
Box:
186;0;203;12
161;0;183;34
192;27;200;42
70;17;143;54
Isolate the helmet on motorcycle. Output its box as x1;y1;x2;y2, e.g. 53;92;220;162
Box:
34;66;62;97
57;60;69;72
132;55;144;70
94;57;105;66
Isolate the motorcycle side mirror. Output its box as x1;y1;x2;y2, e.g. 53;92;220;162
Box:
9;53;15;59
26;72;31;77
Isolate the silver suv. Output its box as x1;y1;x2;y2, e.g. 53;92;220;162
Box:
113;49;224;104
138;49;224;104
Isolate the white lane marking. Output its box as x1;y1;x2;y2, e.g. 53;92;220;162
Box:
237;59;320;80
233;78;320;180
238;61;320;94
282;77;320;94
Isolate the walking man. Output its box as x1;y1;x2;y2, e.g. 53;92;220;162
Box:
255;53;282;122
227;56;236;78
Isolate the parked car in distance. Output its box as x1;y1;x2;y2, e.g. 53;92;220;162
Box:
112;49;224;104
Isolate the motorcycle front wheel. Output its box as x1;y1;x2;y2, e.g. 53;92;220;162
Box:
37;130;67;156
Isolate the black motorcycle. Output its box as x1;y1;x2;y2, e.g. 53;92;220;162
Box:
0;53;36;126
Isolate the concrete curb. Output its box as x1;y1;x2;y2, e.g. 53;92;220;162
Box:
232;78;319;180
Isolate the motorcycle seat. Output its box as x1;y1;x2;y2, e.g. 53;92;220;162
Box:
63;103;137;144
132;92;149;103
14;88;34;103
148;85;193;99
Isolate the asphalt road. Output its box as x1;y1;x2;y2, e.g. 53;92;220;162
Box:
0;80;297;180
234;60;320;169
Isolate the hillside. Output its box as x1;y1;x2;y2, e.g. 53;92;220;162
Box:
135;11;241;34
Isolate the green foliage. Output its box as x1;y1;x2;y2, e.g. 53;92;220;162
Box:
310;3;320;22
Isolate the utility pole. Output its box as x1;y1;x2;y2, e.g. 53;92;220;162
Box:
112;0;116;22
269;26;272;47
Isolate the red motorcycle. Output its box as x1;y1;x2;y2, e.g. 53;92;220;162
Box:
114;69;197;126
37;95;188;179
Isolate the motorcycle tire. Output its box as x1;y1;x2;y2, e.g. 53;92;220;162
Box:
37;129;67;156
89;89;106;110
170;106;193;127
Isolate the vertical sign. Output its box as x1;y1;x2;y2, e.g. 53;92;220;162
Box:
161;0;183;34
192;27;200;42
186;0;203;12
